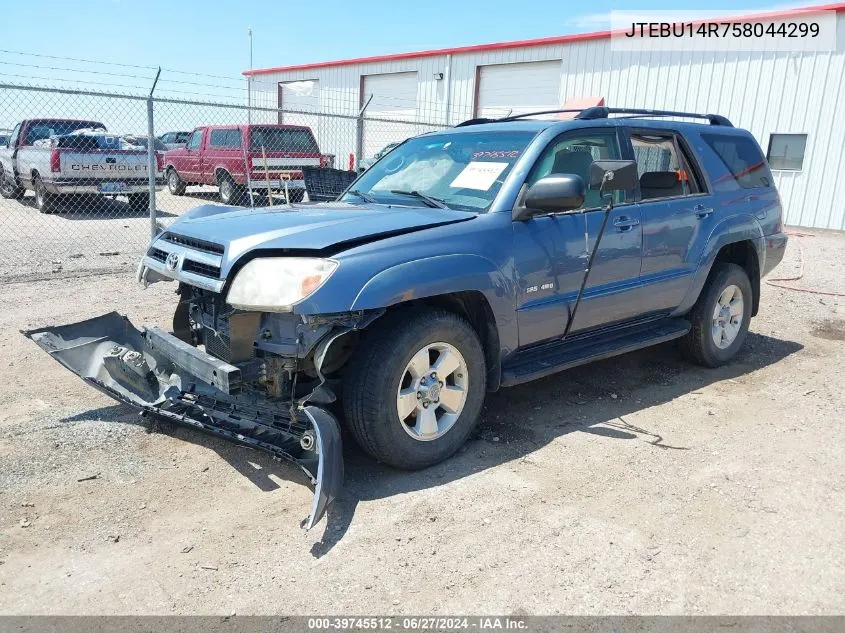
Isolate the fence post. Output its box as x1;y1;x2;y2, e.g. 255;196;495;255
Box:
355;94;373;170
147;68;161;239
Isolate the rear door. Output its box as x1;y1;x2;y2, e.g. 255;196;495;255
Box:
626;127;712;314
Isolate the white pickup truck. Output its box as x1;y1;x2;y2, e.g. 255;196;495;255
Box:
0;118;163;213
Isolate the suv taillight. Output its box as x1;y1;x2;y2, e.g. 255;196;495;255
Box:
155;151;163;172
50;148;61;173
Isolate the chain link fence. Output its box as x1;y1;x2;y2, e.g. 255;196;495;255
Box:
0;81;448;282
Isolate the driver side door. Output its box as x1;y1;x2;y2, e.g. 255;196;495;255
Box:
512;127;643;348
181;129;204;182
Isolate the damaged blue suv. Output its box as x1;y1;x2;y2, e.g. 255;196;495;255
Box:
27;107;788;528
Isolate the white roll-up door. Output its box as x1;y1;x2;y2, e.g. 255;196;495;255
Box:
279;79;320;112
361;71;418;159
476;60;562;118
278;80;322;152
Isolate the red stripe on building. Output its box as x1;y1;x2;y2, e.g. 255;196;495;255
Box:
243;2;845;76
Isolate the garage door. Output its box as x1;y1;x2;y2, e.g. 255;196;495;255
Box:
476;60;562;118
278;80;321;151
362;71;418;159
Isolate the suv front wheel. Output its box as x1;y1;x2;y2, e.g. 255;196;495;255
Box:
681;263;753;367
343;308;486;470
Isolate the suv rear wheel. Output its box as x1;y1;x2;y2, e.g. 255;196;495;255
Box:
343;308;486;470
681;263;753;367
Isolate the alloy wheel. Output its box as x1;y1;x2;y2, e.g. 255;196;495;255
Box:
711;284;744;349
396;342;469;441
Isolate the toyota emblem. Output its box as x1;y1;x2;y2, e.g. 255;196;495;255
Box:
165;252;180;271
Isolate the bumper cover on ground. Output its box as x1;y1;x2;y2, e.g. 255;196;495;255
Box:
24;311;342;530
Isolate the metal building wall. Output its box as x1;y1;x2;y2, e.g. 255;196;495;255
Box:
251;12;845;229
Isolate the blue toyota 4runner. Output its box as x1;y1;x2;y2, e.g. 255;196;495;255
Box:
28;107;788;528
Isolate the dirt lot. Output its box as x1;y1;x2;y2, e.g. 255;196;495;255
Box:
0;187;247;281
0;229;844;615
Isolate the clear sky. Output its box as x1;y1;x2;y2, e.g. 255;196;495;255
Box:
0;0;815;86
0;0;818;131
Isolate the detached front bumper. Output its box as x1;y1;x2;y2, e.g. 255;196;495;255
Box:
24;312;342;530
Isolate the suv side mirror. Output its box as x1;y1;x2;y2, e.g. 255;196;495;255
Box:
517;174;586;220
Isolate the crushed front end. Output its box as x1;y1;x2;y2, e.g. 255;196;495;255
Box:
26;229;380;529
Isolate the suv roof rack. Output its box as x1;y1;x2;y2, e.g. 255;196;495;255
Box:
576;106;733;127
456;107;733;127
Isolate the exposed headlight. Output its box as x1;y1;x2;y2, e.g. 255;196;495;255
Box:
226;257;338;311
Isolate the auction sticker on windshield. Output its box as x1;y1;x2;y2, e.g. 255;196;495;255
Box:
449;161;509;191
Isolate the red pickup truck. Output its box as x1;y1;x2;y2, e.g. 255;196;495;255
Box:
163;124;329;204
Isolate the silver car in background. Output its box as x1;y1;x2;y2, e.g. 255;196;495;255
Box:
157;131;191;151
357;141;401;172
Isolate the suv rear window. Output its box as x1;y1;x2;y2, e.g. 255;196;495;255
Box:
250;127;318;153
701;133;772;189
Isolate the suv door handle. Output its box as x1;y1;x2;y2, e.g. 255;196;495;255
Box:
613;216;640;232
694;204;714;219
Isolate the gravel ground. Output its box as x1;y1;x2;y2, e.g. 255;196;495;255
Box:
0;229;843;615
0;187;252;281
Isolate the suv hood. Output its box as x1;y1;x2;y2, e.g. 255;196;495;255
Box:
168;202;474;263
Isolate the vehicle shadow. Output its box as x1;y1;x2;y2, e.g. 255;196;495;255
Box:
183;191;224;203
57;332;802;557
16;193;178;219
310;332;802;556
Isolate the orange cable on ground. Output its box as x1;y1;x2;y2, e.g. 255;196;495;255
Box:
765;230;845;297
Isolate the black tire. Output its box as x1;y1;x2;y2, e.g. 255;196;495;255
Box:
33;173;58;214
128;193;150;213
167;168;186;196
681;263;753;367
0;166;24;200
342;308;486;470
218;172;243;205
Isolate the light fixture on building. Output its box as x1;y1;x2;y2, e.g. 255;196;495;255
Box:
433;72;444;80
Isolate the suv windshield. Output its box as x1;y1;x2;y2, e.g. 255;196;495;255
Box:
249;127;319;153
342;130;536;212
